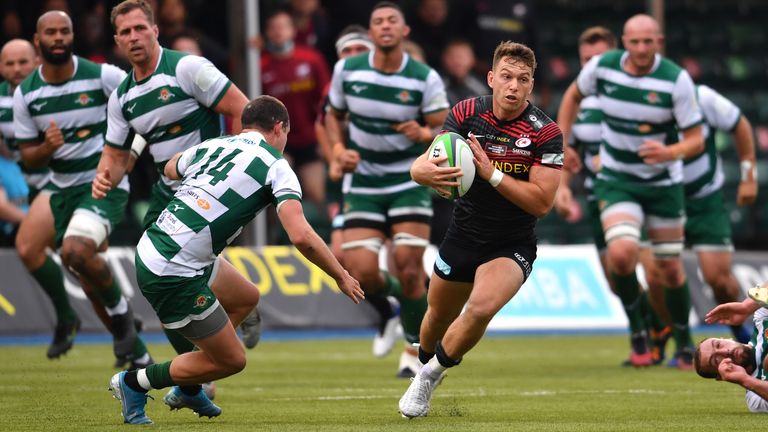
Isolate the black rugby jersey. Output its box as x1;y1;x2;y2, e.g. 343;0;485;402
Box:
443;95;563;245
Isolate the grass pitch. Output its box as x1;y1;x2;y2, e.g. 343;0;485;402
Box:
0;332;764;431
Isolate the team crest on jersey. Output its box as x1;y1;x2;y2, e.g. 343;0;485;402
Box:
194;294;210;309
515;136;531;148
158;88;175;102
397;90;413;103
196;198;211;210
75;93;93;106
645;91;659;104
76;128;91;139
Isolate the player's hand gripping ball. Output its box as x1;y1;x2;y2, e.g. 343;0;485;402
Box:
427;132;476;199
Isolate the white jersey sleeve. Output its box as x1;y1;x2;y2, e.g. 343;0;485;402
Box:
672;70;703;130
12;86;37;142
176;142;207;177
576;55;601;97
100;63;127;97
422;69;449;114
267;158;302;208
327;59;347;112
176;55;231;109
105;90;131;148
697;85;741;132
745;391;768;413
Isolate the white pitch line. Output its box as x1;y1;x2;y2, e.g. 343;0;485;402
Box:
261;388;675;402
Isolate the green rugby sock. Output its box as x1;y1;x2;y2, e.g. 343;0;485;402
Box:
641;291;667;333
611;271;645;333
382;271;426;344
30;256;76;323
146;361;175;389
99;277;122;309
665;281;692;350
132;336;149;359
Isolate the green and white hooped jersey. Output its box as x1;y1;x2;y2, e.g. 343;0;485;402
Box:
571;95;602;199
328;51;448;195
576;50;703;186
136;131;302;278
0;81;51;190
106;48;231;194
683;85;740;199
13;56;127;191
747;308;768;411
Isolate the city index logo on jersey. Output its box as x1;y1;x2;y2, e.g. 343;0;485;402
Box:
74;93;93;106
158;88;175;103
493;160;530;174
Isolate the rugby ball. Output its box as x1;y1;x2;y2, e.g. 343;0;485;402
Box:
427;132;476;199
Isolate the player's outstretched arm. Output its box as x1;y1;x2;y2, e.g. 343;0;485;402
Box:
277;199;365;304
705;298;760;326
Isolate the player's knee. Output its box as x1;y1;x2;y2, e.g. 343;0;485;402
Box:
654;259;684;286
61;237;95;274
219;348;246;375
396;266;424;298
463;302;497;325
703;270;730;293
15;237;40;267
349;267;382;292
608;248;636;275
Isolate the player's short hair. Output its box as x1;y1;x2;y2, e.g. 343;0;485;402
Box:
693;345;718;379
578;26;618;48
492;41;536;74
242;96;290;133
110;0;154;30
371;1;405;20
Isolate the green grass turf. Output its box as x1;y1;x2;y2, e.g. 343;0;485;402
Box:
0;332;765;431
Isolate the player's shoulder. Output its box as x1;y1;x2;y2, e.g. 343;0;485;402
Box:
162;47;193;70
653;55;686;81
0;80;10;97
74;55;108;79
401;55;435;81
596;49;624;68
340;52;371;72
17;67;42;95
526;103;556;128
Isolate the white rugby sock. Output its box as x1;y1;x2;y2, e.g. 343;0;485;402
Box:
106;296;128;316
421;356;446;380
136;368;152;390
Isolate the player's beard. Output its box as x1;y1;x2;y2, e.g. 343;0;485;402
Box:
40;42;73;65
739;345;757;373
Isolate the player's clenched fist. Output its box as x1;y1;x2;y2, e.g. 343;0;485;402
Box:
92;168;113;199
44;120;64;151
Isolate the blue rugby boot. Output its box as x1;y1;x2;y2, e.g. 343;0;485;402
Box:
108;371;153;425
163;386;222;418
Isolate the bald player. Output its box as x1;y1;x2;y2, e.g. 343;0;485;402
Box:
1;38;80;359
558;14;704;368
13;11;152;366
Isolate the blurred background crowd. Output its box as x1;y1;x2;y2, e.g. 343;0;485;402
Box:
2;0;767;249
